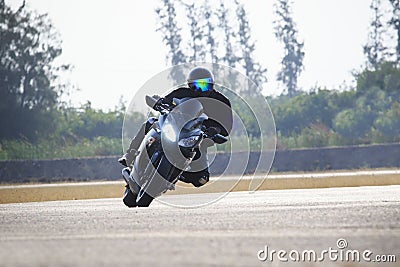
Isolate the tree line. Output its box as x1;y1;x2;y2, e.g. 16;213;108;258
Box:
0;1;145;159
272;62;400;149
269;0;400;148
155;0;268;91
0;0;399;160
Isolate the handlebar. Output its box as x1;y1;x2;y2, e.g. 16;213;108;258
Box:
146;95;173;112
154;102;174;114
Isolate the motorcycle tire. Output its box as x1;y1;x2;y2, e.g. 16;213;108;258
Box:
136;189;154;207
123;187;138;208
136;155;179;207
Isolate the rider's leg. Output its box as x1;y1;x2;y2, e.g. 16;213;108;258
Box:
180;146;210;187
118;118;157;167
180;168;210;187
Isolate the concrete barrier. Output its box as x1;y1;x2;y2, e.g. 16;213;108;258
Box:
1;170;399;204
1;143;400;183
272;143;400;172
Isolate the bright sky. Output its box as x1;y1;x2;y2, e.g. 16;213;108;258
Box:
8;0;373;110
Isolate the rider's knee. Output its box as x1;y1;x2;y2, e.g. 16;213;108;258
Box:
193;174;209;187
145;117;158;133
188;171;210;187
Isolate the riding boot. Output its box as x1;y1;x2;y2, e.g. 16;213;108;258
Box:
118;148;139;167
118;122;147;167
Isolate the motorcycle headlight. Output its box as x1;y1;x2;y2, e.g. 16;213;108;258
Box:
178;135;200;147
163;124;177;142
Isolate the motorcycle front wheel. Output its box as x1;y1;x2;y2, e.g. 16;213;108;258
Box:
136;155;181;207
136;189;154;207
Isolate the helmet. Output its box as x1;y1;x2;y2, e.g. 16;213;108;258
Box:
187;67;214;93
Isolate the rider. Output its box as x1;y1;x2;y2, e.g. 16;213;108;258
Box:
118;66;233;187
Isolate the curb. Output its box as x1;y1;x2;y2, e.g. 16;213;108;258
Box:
1;170;399;204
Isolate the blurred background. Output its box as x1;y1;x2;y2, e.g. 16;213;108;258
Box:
1;0;399;160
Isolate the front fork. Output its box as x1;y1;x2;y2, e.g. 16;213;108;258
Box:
124;142;197;196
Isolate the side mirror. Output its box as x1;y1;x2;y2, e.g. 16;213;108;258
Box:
145;95;157;109
212;134;228;144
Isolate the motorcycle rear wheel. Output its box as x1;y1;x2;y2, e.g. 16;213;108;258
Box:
123;186;138;208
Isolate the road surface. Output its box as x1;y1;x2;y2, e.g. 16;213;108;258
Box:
1;186;399;266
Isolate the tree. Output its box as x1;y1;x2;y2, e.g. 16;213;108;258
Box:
274;0;305;97
182;2;206;62
235;0;267;93
155;0;186;82
217;1;238;68
388;0;400;64
374;101;400;140
155;0;267;93
0;0;68;140
356;61;400;94
203;1;218;63
364;0;389;69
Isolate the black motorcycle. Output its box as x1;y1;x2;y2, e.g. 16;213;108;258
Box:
122;95;227;207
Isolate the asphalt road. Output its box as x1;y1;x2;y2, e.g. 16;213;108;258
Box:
1;186;399;267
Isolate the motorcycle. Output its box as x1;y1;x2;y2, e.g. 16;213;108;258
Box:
121;95;228;207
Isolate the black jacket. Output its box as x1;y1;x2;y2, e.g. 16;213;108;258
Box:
162;87;233;137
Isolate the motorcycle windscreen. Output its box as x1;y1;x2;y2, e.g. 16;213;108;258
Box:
171;98;204;121
160;98;205;171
